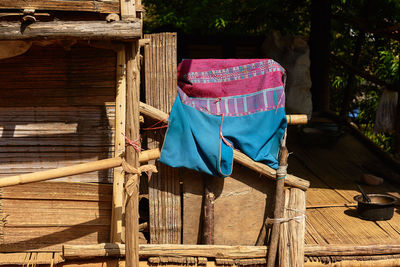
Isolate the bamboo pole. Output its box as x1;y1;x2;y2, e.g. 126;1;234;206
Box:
278;188;290;266
267;147;288;267
110;47;127;244
139;102;310;190
139;102;308;125
0;149;160;188
124;41;141;267
233;150;309;190
0;157;122;188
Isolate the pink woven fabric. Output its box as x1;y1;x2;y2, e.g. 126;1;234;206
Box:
177;59;285;98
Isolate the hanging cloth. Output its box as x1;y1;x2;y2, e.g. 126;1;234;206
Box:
160;59;287;177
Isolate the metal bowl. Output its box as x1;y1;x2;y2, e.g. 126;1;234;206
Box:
354;194;398;221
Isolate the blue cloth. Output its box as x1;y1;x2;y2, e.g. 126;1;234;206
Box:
159;94;287;177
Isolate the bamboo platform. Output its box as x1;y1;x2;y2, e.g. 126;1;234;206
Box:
287;122;400;265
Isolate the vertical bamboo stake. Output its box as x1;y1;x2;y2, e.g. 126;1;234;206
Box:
288;188;306;266
267;146;288;267
125;41;140;267
111;48;127;243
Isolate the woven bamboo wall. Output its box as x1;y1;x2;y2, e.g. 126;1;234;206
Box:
0;44;116;183
144;33;181;244
0;182;112;252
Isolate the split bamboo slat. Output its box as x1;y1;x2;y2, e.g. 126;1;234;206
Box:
0;0;120;13
144;32;181;244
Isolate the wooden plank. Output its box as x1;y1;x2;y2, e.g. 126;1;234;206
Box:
144;33;180;245
111;47;126;243
0;0;119;13
124;41;140;267
183;164;275;245
0;20;141;40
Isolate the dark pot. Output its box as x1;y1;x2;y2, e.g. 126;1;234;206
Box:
354;194;398;221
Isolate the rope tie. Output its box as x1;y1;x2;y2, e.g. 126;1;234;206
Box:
122;133;142;153
122;159;158;196
266;214;305;224
142;118;168;131
276;164;287;180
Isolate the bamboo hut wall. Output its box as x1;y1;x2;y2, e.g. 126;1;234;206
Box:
0;182;112;252
0;44;117;183
144;32;181;244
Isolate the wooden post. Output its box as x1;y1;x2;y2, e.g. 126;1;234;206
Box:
125;41;141;267
202;176;215;245
279;188;306;266
266;146;288;267
111;47;127;243
120;0;136;21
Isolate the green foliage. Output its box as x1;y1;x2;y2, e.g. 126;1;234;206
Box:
143;0;311;35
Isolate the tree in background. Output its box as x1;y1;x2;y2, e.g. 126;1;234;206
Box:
143;0;400;157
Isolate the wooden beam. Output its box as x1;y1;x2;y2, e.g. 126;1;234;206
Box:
124;41;141;267
0;149;160;188
111;48;127;243
63;244;268;259
0;20;141;41
305;244;400;256
63;243;400;260
0;0;120;13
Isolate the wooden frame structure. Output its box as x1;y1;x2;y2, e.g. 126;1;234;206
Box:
0;2;313;267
